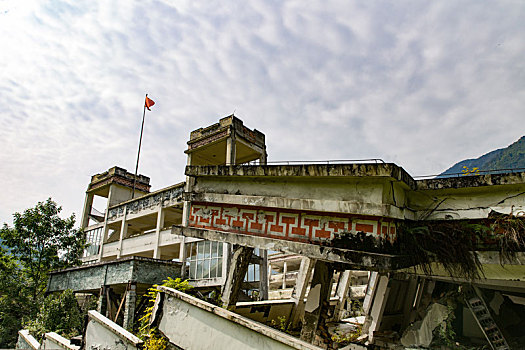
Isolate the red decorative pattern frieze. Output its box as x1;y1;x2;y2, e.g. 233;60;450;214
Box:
188;203;397;244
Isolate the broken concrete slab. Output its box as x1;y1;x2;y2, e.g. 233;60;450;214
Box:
85;310;143;350
155;286;322;350
16;330;39;350
41;332;79;350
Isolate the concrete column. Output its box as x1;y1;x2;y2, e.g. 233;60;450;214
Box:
123;284;137;329
117;208;127;259
290;257;316;327
81;192;94;229
179;236;187;279
363;273;390;342
221;243;230;280
282;261;288;290
225;135;236;165
363;271;379;314
182;153;193;228
259;249;268;300
333;270;352;321
401;276;420;329
153;207;165;259
221;245;254;309
97;285;108;316
259;149;268;165
300;260;333;343
97;217;110;262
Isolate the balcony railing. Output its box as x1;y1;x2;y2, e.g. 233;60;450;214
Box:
107;183;184;221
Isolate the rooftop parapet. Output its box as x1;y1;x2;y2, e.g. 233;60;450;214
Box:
185;162;416;189
187;115;265;151
87;166;151;194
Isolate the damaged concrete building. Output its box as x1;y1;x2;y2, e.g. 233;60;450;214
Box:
36;115;525;349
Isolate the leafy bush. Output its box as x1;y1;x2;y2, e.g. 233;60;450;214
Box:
136;277;193;350
25;289;83;340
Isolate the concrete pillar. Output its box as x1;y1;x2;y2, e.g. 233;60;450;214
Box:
363;274;390;342
259;150;268;165
333;270;352;321
401;276;420;329
290;257;316;327
123;283;137;329
153;207;165;259
221;245;254;308
97;220;110;262
300;260;333;343
259;249;268;300
221;243;230;281
97;286;108;316
179;236;187;279
362;271;379;314
282;261;288;290
182;153;193;228
81;192;94;229
117;208;127;259
225;135;236;165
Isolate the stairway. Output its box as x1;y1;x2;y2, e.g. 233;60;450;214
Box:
463;285;509;350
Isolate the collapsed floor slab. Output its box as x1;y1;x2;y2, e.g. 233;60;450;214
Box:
153;286;323;350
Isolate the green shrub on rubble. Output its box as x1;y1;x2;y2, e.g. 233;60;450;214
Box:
136;277;193;350
25;289;83;340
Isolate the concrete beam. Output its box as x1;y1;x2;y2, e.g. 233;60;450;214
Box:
173;225;412;271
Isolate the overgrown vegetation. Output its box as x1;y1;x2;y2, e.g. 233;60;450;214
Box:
399;213;525;279
0;199;85;348
136;277;193;350
397;221;485;280
334;212;525;280
490;211;525;262
270;315;291;334
331;326;362;346
25;290;84;340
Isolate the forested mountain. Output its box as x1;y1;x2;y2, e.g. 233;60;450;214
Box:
440;136;525;176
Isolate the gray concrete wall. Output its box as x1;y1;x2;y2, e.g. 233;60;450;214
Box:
47;257;182;293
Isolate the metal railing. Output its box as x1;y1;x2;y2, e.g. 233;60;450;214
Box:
245;158;385;165
414;167;525;180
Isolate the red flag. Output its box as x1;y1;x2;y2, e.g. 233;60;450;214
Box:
145;96;155;111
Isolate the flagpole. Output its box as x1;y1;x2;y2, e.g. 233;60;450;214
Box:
132;94;148;199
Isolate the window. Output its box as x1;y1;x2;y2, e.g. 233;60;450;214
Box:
187;241;223;279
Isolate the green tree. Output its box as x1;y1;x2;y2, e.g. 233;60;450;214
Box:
0;247;27;347
25;289;84;340
0;198;85;347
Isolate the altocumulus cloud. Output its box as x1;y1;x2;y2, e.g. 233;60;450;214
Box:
0;0;524;223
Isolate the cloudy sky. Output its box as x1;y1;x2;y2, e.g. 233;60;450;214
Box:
1;0;524;225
